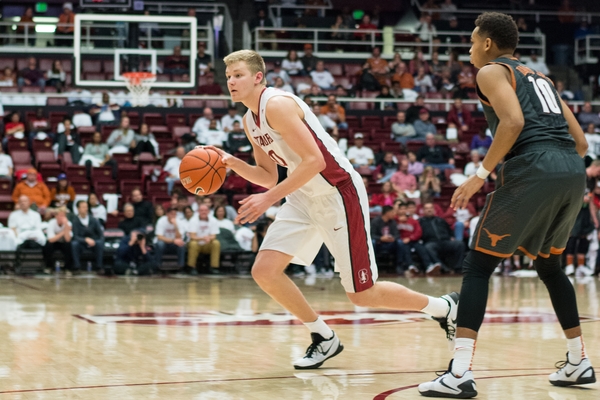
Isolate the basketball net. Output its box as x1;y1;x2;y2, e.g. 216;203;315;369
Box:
122;72;156;107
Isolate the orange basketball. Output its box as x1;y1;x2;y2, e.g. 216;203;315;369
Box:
179;148;227;195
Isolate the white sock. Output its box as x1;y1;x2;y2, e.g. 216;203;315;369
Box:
567;336;587;364
304;316;333;339
421;296;449;318
452;338;476;377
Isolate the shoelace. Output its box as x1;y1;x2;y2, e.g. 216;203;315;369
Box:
554;359;568;371
435;316;456;340
303;341;324;358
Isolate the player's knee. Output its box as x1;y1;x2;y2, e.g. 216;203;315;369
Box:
251;262;275;285
346;290;374;308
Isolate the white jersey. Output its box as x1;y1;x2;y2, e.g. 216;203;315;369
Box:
244;88;355;197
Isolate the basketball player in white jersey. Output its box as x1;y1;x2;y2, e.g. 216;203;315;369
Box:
206;50;459;369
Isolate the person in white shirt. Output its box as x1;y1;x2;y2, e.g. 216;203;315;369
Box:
221;105;243;133
235;225;255;251
525;52;549;76
192;107;222;136
9;195;46;246
88;193;107;227
0;146;14;179
186;204;220;274
281;50;304;76
177;205;198;240
213;205;235;233
43;208;73;272
346;132;375;168
106;116;135;154
265;61;291;87
198;119;227;147
310;61;336;90
295;75;313;99
584;123;600;160
164;146;185;195
273;76;294;94
463;150;482;177
312;104;337;133
154;207;186;268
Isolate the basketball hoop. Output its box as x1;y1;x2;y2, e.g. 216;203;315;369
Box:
122;72;156;107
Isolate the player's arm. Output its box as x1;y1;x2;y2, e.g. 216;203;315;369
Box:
451;64;524;209
559;98;588;157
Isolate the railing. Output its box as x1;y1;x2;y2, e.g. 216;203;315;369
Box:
251;27;545;62
268;0;333;24
575;35;600;66
143;1;233;53
0;21;214;57
242;21;252;51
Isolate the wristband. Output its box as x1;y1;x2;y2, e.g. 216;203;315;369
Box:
475;165;490;180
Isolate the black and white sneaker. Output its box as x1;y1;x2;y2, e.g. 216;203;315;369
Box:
293;331;344;370
419;360;477;398
549;353;596;387
432;292;459;351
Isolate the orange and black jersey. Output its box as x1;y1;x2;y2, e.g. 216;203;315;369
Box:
476;57;573;153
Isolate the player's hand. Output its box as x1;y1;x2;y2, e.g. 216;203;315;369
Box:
451;175;484;210
235;193;272;225
200;145;236;166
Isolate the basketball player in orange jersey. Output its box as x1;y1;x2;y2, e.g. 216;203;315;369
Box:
204;49;459;370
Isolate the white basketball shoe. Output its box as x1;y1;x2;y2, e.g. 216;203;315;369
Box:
549;353;596;387
432;292;460;351
293;331;344;370
418;360;478;398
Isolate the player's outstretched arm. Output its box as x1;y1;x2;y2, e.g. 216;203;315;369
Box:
559;98;588;157
452;64;524;209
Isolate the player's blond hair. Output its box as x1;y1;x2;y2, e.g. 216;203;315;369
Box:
224;50;266;85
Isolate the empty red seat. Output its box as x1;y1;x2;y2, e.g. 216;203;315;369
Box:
71;181;91;194
32;140;53;152
35;151;56;167
112;153;133;164
165;114;187;126
7;141;29;154
325;63;343;76
82;60;102;73
47;97;67;106
171;126;191;139
91;167;113;182
117;165;139;181
349;102;372;110
119;179;142;195
66;165;88;182
142;113;164;126
0;179;12;195
361;116;382;129
183;99;204;108
38;163;62;180
344;64;363;76
94;181;118;196
205;100;228;109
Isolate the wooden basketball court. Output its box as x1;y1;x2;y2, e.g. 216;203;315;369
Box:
0;274;598;399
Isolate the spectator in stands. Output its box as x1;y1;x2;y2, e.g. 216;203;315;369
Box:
213;205;235;233
56;2;75;46
49;173;75;209
18;7;35;46
329;130;347;154
46;60;66;93
113;228;156;275
471;127;493;155
388;53;403;72
90;92;118;124
320;94;347;129
17;57;45;92
396;202;438;275
88;193;106;227
281;50;304;76
154;203;165;223
363;47;390;88
405;95;427;123
376;86;397;111
371;205;412;273
419;166;441;198
180;133;200;153
9;195;46;248
221;105;243;133
391;62;415;90
415;12;439;47
294;75;313;99
0;67;15;87
355;14;378;41
463;150;482;178
525;51;549;76
391;158;417;194
370;181;398;213
446;98;472;135
439;0;457;20
301;44;319;75
414;109;437;139
154;206;186;269
187;204;220;275
419;202;464;273
12;168;50;213
107;116;135;154
71;200;104;272
439;16;466;52
130;188;154;227
197;74;223;95
414;66;435;93
132;123;158;158
313;104;337;134
196;42;213;76
578;102;600;130
274;76;294;93
555;80;575;101
409;51;431;76
164;45;189;75
57;117;82;164
417;133;454;172
443;202;475;242
3;112;26;150
456;64;476;98
249;9;276;50
310;61;335;90
118;203;146;236
226;121;251;154
407;151;424;176
374;152;399;183
346;132;374;168
43;208;73;273
391;111;416;145
80;131;117;181
177;205;196;239
199;119;227;148
330;14;350;44
192;107;221;136
0;146;13;180
436;68;456;96
163;146;185;195
29;108;50;138
429;51;445;81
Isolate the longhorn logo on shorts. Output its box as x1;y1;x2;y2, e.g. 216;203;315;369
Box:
358;269;369;284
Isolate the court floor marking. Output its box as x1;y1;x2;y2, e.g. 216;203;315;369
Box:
0;368;554;395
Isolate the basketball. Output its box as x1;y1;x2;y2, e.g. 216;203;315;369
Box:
179;147;227;195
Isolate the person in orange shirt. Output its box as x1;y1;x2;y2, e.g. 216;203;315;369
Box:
362;47;390;87
12;168;51;214
320;95;348;129
391;62;415;90
56;2;75;47
49;173;76;209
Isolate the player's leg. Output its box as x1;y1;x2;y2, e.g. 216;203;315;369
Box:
534;254;596;386
418;250;502;398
